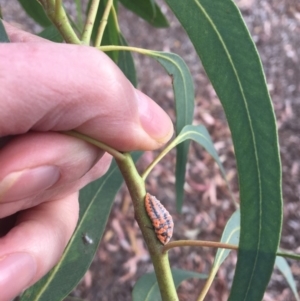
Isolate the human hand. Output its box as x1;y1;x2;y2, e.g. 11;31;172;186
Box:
0;23;173;301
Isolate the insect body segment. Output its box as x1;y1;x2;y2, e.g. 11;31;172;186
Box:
144;193;174;245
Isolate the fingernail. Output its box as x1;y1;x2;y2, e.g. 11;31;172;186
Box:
0;166;60;202
0;253;36;300
136;90;174;142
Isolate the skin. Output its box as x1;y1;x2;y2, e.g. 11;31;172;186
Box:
0;23;173;301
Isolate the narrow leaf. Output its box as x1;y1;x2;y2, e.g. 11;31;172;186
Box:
20;153;142;301
198;210;240;300
175;125;226;181
0;19;9;42
118;35;137;87
213;210;240;268
275;256;300;301
64;297;87;301
147;51;194;212
74;0;84;30
133;268;207;301
164;0;282;299
38;25;64;43
17;0;51;27
119;0;169;28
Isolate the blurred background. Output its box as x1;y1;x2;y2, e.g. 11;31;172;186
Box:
1;0;300;300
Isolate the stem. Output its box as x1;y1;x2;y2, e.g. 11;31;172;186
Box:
62;132;178;299
81;0;101;44
116;153;178;301
63;130;125;161
163;240;238;253
111;5;120;32
42;0;81;44
99;45;152;55
277;251;300;261
142;138;179;180
55;0;61;16
94;0;113;47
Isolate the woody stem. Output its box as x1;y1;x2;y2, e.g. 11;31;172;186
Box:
115;153;178;301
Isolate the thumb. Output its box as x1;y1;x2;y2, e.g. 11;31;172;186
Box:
0;42;173;151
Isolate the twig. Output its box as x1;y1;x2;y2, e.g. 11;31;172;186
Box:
116;154;178;301
163;240;238;253
94;0;113;47
81;0;101;44
42;0;81;44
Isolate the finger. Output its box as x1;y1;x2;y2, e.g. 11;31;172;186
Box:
0;193;79;301
0;43;173;151
0;132;112;217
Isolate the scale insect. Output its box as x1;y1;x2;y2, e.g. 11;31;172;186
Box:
82;233;94;245
144;193;174;245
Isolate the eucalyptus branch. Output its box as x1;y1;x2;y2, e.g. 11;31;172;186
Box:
115;153;178;301
63;130;125;161
62;130;178;300
40;0;81;44
94;0;113;47
163;240;239;253
81;0;101;44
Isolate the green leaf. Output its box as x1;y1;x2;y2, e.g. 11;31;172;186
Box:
38;25;64;43
20;153;142;301
164;0;282;300
17;0;51;27
198;210;240;300
146;51;194;212
275;256;300;301
174;125;226;182
74;0;84;31
213;210;240;268
0;18;9;42
119;0;169;28
142;124;231;208
132;268;207;301
98;48;195;205
118;35;137;87
64;297;87;301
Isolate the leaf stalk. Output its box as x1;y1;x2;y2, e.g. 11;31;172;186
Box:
81;0;101;44
41;0;81;44
94;0;113;47
163;240;238;253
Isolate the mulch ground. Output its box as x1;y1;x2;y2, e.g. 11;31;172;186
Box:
2;0;300;300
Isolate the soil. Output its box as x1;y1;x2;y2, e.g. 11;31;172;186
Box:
1;0;300;300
